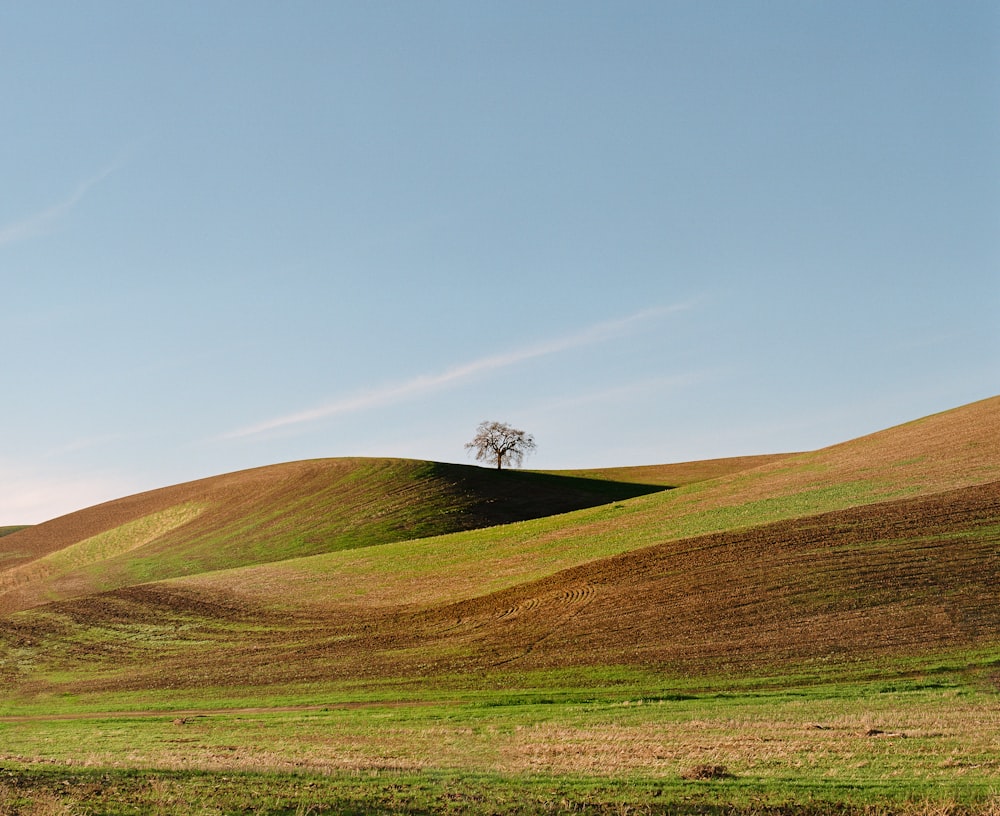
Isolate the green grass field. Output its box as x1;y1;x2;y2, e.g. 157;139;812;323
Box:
0;396;998;814
1;666;998;814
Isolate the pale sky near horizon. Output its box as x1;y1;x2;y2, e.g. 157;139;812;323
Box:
3;2;998;524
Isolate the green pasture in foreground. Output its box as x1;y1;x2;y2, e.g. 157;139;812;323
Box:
2;766;997;816
1;658;998;814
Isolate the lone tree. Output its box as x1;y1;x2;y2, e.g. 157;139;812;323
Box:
465;420;536;470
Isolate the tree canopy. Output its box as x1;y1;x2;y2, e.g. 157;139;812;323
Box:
465;421;536;470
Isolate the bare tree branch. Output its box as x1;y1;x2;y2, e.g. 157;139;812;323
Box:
465;421;536;470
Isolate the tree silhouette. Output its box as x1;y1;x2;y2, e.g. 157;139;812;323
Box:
465;421;536;470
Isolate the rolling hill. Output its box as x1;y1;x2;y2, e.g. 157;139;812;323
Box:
0;396;998;697
0;458;670;615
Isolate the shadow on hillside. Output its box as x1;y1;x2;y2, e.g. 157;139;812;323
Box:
430;462;670;529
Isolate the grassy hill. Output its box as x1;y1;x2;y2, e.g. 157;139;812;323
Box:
0;458;668;615
0;396;998;813
26;477;992;698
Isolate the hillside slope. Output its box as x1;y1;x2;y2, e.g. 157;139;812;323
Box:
0;458;668;614
18;479;994;693
0;527;28;539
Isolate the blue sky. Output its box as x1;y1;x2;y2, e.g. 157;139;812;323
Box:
3;2;998;523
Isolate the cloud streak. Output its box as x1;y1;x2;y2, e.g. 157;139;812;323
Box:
0;161;122;248
223;302;694;440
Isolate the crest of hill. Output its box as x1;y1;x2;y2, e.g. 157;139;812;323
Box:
0;527;27;539
0;458;667;614
546;454;793;487
545;395;1000;505
714;394;1000;502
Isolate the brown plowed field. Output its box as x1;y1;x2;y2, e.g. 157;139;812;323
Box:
17;479;997;693
713;395;1000;504
428;479;1000;674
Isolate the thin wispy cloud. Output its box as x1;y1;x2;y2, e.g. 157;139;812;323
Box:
0;161;123;248
223;302;694;440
